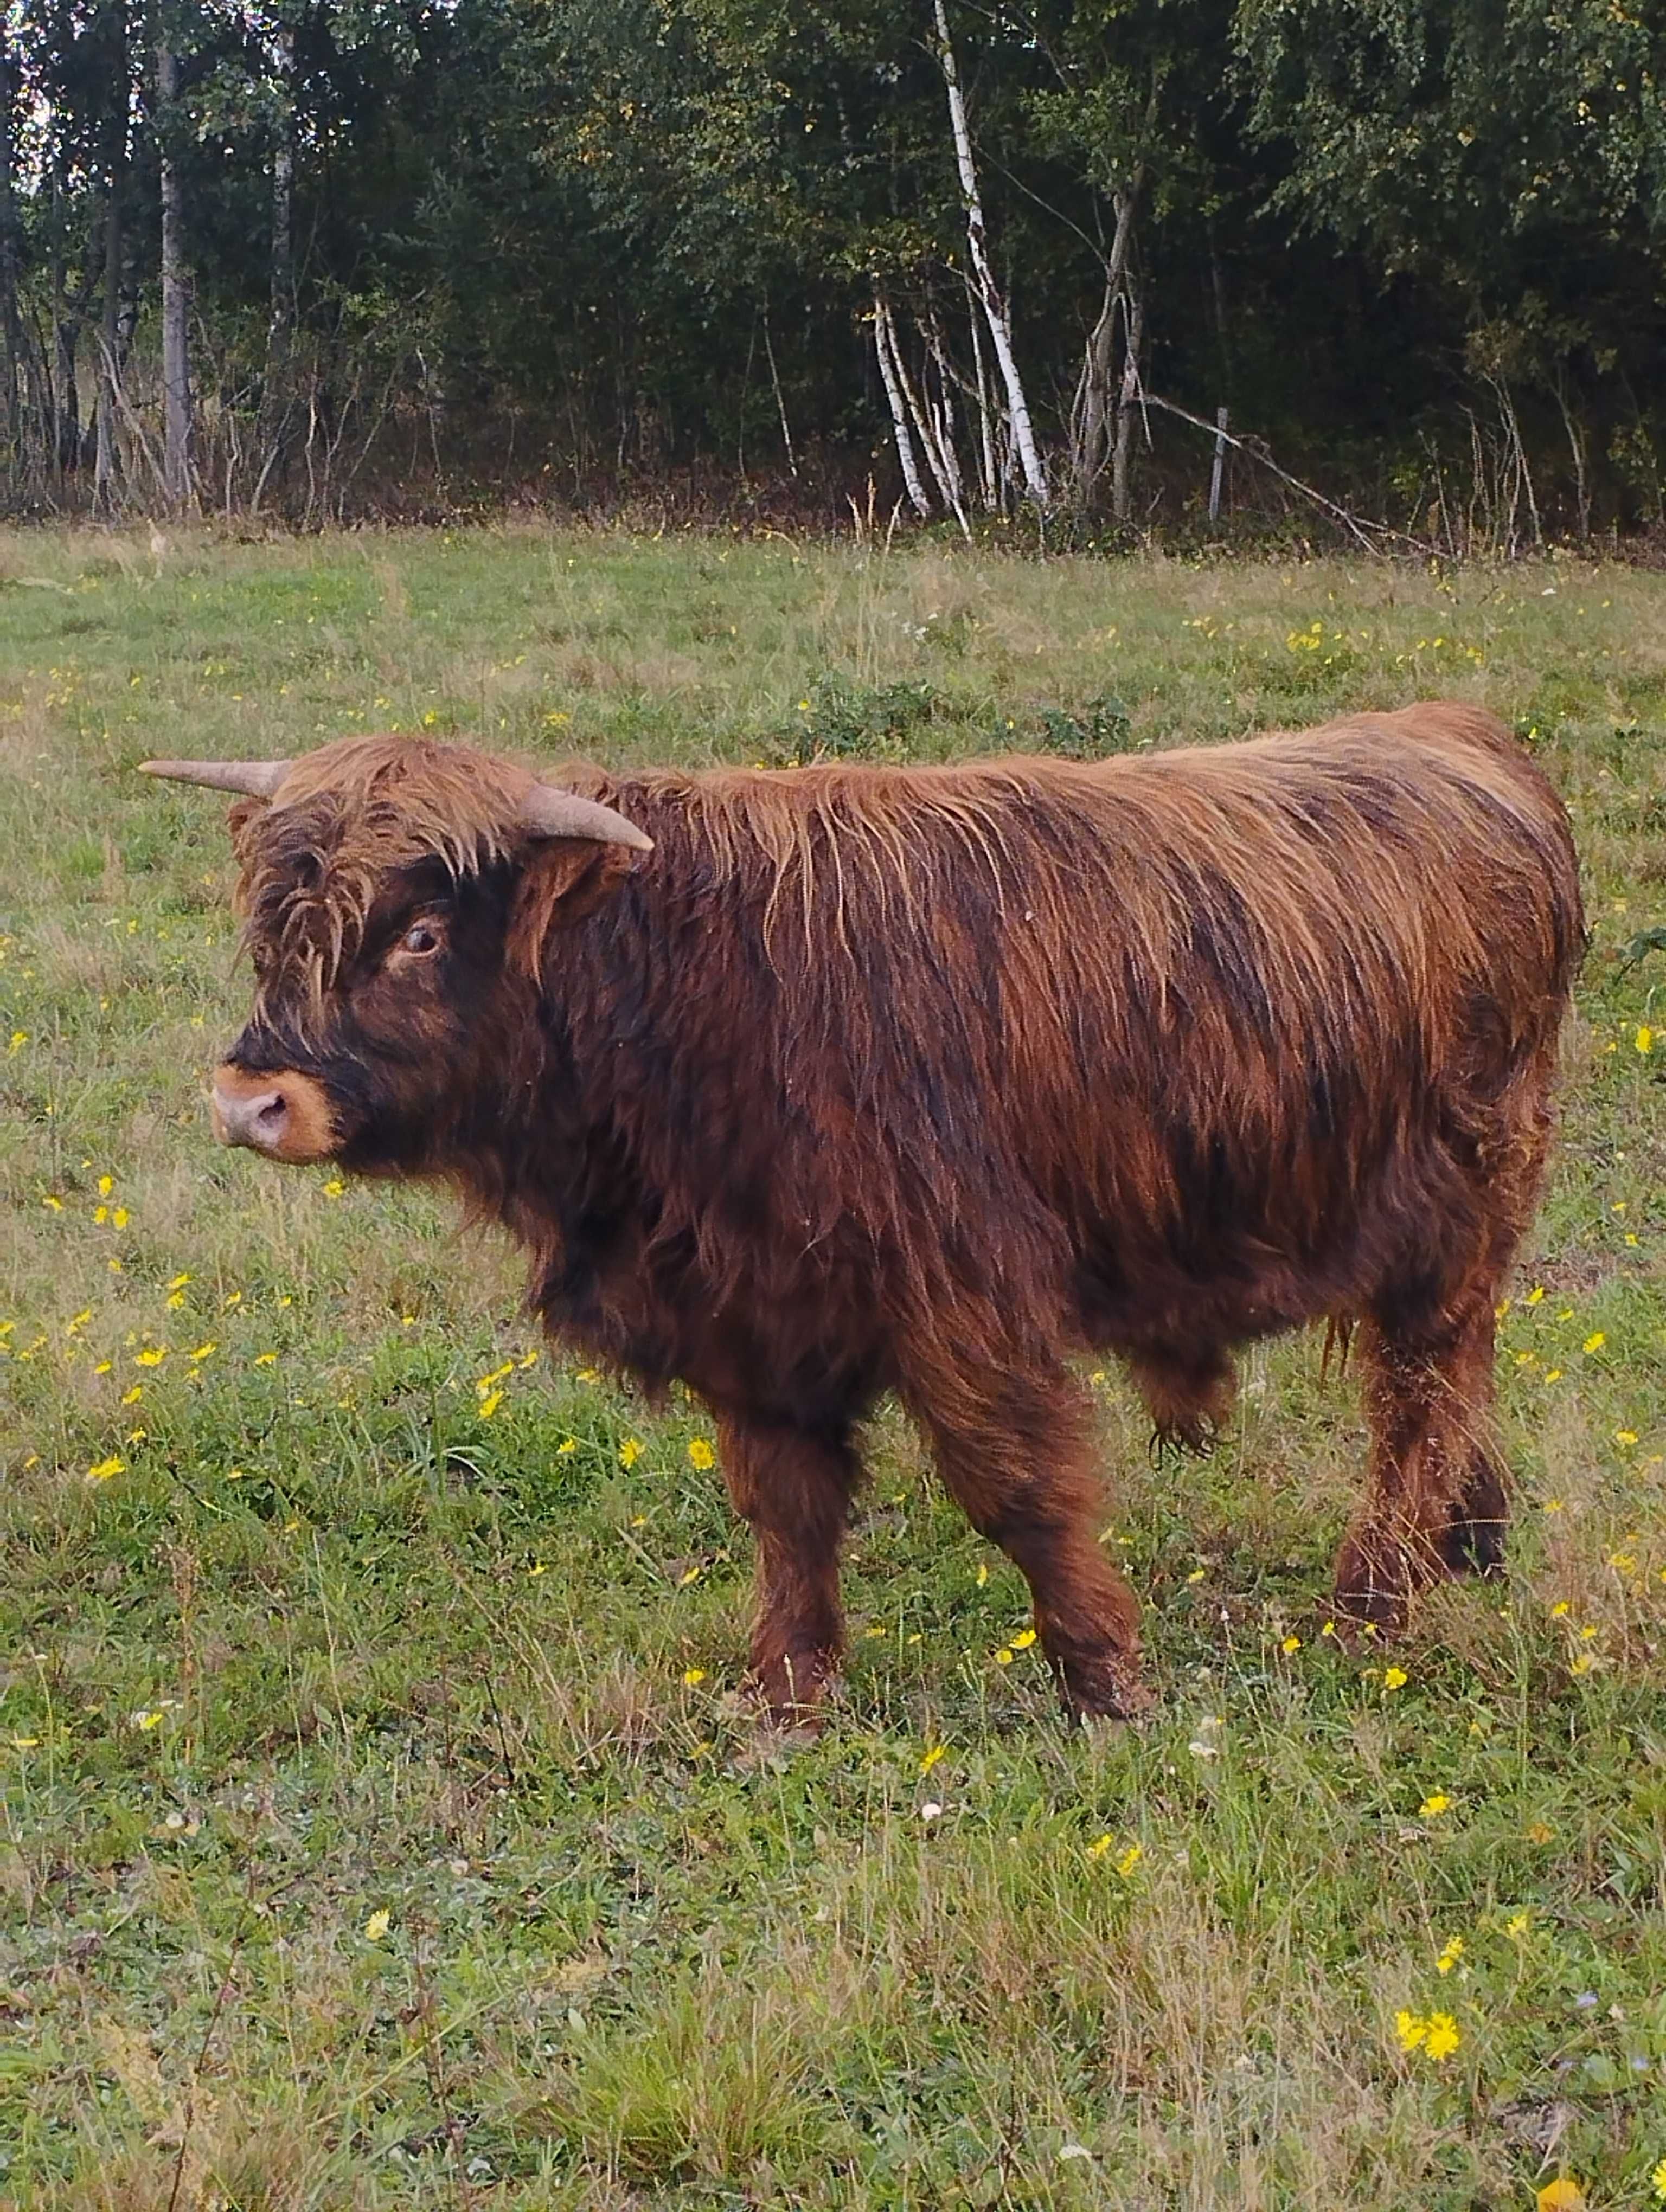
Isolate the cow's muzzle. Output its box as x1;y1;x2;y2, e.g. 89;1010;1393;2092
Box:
211;1063;339;1163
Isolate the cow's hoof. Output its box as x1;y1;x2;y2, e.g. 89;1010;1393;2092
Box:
1440;1515;1507;1579
1054;1649;1155;1723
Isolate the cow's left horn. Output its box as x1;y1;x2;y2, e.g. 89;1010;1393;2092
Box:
140;757;293;798
520;785;653;851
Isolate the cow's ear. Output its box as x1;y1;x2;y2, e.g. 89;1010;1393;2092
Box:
508;839;636;983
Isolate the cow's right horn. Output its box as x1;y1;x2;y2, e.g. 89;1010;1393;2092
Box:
519;784;654;851
140;757;293;798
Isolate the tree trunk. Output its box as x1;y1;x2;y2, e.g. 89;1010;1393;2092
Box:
254;17;295;501
0;8;26;467
1110;279;1145;525
932;0;1047;510
1069;178;1142;507
95;0;127;512
873;292;931;518
157;11;193;507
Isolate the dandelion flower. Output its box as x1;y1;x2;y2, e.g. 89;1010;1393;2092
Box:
677;1563;701;1586
1418;1792;1451;1818
1116;1842;1142;1877
681;1667;706;1686
619;1437;643;1469
1650;2157;1666;2202
1525;1284;1545;1305
1637;1026;1654;1055
1436;1935;1464;1973
1550;1599;1571;1617
687;1438;715;1470
121;1385;142;1405
1011;1627;1037;1650
1616;1430;1638;1446
188;1342;216;1362
556;1436;577;1455
1396;2010;1427;2052
1584;1331;1606;1354
1281;1635;1302;1654
919;1743;947;1775
478;1390;502;1419
1085;1834;1113;1860
85;1455;125;1482
1536;2182;1586;2212
1382;1666;1408;1692
363;1909;391;1941
1422;2013;1460;2060
995;1646;1014;1666
975;1561;989;1587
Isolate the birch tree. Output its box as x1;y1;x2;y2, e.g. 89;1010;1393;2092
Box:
931;0;1048;509
155;0;193;505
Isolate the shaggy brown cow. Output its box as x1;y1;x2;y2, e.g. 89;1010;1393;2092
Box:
144;701;1582;1721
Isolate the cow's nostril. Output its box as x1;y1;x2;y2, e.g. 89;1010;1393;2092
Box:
212;1079;290;1152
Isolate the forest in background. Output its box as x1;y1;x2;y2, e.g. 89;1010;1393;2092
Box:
1;0;1663;546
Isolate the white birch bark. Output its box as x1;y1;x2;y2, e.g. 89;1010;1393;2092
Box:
157;16;193;506
873;293;931;518
932;0;1047;509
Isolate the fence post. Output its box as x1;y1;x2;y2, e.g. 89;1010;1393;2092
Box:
1208;406;1229;524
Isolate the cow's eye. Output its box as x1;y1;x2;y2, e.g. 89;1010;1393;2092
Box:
399;921;443;959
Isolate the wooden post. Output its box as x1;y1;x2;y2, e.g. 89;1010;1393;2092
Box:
1208;405;1228;523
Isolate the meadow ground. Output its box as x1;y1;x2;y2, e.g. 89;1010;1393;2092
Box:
2;522;1665;2211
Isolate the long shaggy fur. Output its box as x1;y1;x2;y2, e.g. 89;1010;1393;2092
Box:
213;702;1584;1718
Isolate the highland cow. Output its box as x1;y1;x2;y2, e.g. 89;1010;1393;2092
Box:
143;701;1582;1720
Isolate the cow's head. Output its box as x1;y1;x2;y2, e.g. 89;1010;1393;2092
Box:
143;736;651;1174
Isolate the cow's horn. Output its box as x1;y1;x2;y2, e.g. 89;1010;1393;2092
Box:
140;757;293;798
520;784;653;852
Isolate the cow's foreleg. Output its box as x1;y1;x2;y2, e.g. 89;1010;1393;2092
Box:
716;1414;860;1724
914;1368;1150;1719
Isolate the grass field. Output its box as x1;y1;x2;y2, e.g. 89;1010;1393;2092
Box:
3;522;1666;2210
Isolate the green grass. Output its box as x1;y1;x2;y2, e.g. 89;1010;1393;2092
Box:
3;521;1666;2209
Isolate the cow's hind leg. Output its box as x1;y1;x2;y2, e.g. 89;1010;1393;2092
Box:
912;1366;1148;1719
1332;1285;1505;1633
716;1414;860;1722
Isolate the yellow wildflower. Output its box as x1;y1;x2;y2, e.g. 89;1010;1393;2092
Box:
1650;2158;1666;2202
919;1743;947;1775
121;1385;142;1405
1382;1666;1408;1691
1637;1026;1654;1055
619;1437;643;1469
478;1390;502;1419
363;1909;391;1942
556;1436;576;1455
1281;1634;1301;1654
1010;1627;1037;1650
1584;1331;1606;1354
1616;1429;1638;1446
681;1667;706;1686
975;1561;989;1587
1536;2183;1586;2212
1395;2010;1427;2052
1085;1833;1112;1860
1116;1842;1142;1877
1436;1935;1464;1974
168;1273;191;1290
1525;1284;1545;1305
1550;1599;1571;1617
86;1455;125;1482
1419;1792;1451;1818
995;1647;1014;1666
1422;2014;1459;2060
687;1438;715;1470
